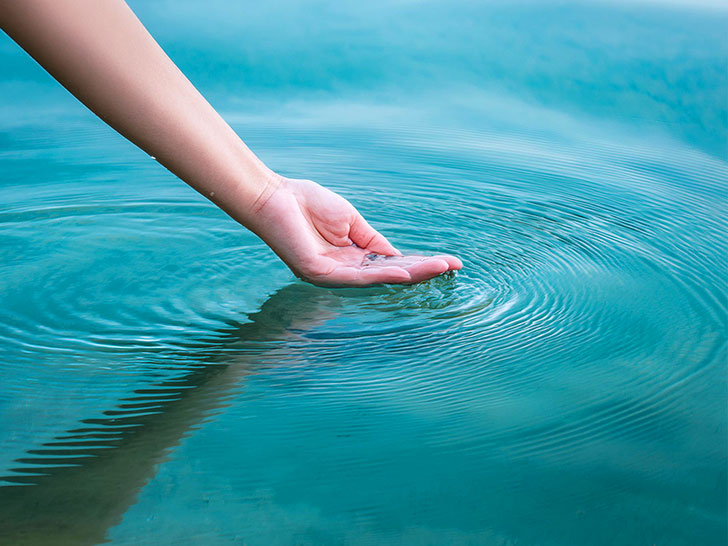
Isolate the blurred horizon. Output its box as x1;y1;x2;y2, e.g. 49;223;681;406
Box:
1;0;726;160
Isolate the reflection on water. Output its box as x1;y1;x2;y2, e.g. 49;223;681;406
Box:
0;284;336;545
1;0;726;544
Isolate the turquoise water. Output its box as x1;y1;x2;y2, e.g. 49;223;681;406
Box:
1;1;726;544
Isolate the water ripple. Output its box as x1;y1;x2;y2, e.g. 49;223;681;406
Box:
0;118;725;544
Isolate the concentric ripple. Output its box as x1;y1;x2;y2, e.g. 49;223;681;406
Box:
1;113;726;545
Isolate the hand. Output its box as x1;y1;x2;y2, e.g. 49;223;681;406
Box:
248;176;462;287
0;2;461;288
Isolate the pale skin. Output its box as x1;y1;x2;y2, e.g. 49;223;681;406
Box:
0;0;462;287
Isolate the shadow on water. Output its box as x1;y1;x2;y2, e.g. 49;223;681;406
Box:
0;283;339;546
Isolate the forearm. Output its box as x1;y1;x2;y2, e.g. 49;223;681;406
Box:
0;0;276;225
1;0;462;286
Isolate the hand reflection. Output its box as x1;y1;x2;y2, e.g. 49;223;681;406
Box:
0;283;339;546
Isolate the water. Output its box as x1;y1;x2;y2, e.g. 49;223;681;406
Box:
1;1;726;544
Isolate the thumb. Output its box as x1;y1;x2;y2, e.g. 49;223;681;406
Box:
349;213;401;256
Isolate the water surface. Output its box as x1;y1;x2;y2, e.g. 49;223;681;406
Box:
0;1;726;545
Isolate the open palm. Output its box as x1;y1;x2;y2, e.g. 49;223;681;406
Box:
250;177;462;287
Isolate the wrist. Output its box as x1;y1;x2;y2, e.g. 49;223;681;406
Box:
249;169;284;216
213;163;283;228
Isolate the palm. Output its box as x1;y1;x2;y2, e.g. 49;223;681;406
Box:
252;178;462;287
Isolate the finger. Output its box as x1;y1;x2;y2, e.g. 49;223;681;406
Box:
359;265;411;285
431;254;463;270
404;258;450;283
349;214;400;256
309;265;411;287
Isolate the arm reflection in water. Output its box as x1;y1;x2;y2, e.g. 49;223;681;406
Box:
0;283;339;546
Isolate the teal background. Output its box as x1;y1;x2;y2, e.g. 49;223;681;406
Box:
0;1;726;545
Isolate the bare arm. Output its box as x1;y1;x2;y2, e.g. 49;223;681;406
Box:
0;0;461;286
0;0;274;224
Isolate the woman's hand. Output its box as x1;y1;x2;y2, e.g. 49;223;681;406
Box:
248;176;462;287
0;2;462;287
